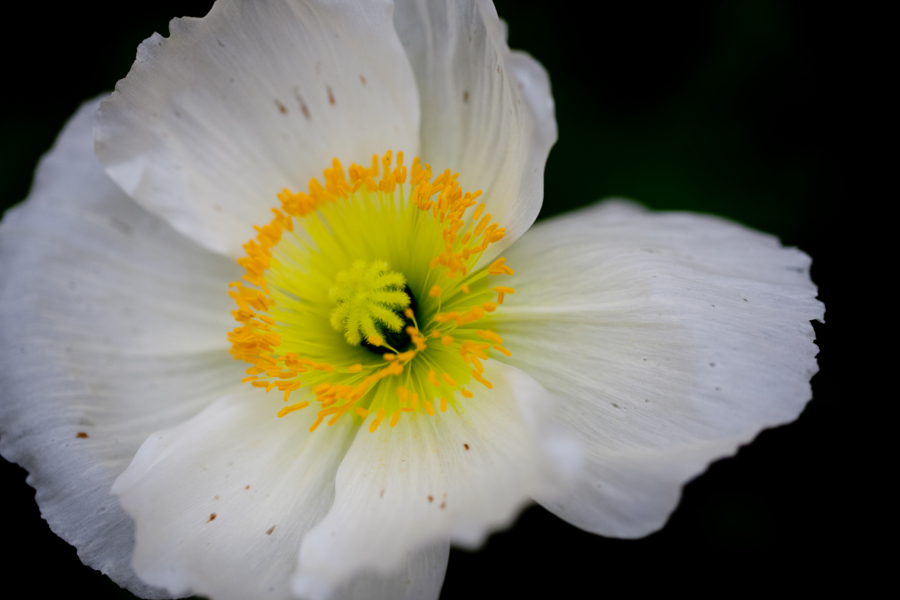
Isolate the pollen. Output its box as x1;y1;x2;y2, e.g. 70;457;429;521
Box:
228;150;515;432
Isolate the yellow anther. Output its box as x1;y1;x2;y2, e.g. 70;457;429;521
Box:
441;335;454;346
471;371;493;389
428;370;441;387
309;414;326;432
440;397;448;412
474;214;491;236
429;286;441;297
442;373;457;387
355;407;369;418
347;364;363;373
477;330;503;344
493;345;512;357
460;388;474;398
369;407;386;433
488;257;514;276
424;401;436;416
389;411;400;428
276;401;309;418
461;284;470;293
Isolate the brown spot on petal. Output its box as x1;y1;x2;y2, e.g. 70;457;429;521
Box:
294;88;311;120
207;513;217;523
327;86;335;105
266;526;275;535
359;74;367;85
463;443;469;450
275;99;287;114
245;485;250;490
428;495;434;503
380;489;385;498
463;91;469;102
75;432;89;439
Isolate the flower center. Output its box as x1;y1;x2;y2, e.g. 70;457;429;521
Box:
228;151;516;433
328;260;414;352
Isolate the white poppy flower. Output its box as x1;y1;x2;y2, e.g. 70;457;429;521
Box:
0;1;824;599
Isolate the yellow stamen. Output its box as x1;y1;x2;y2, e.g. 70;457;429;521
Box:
428;370;441;387
276;401;309;418
229;150;517;432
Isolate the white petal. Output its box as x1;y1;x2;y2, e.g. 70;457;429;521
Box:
292;361;575;598
493;200;824;538
112;388;358;600
0;99;242;597
393;0;556;254
309;542;449;600
95;0;421;257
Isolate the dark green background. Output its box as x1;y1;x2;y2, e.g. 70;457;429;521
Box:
0;0;876;596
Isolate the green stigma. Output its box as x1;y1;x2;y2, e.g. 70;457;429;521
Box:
329;260;410;347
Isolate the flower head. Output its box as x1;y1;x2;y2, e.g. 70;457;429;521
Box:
0;1;823;599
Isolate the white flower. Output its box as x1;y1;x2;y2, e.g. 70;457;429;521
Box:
0;1;823;599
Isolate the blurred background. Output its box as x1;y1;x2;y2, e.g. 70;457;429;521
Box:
0;0;877;596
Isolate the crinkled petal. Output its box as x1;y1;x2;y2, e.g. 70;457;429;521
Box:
0;98;242;597
493;200;824;538
393;0;556;255
95;0;421;257
112;388;356;600
314;542;449;600
292;361;577;599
